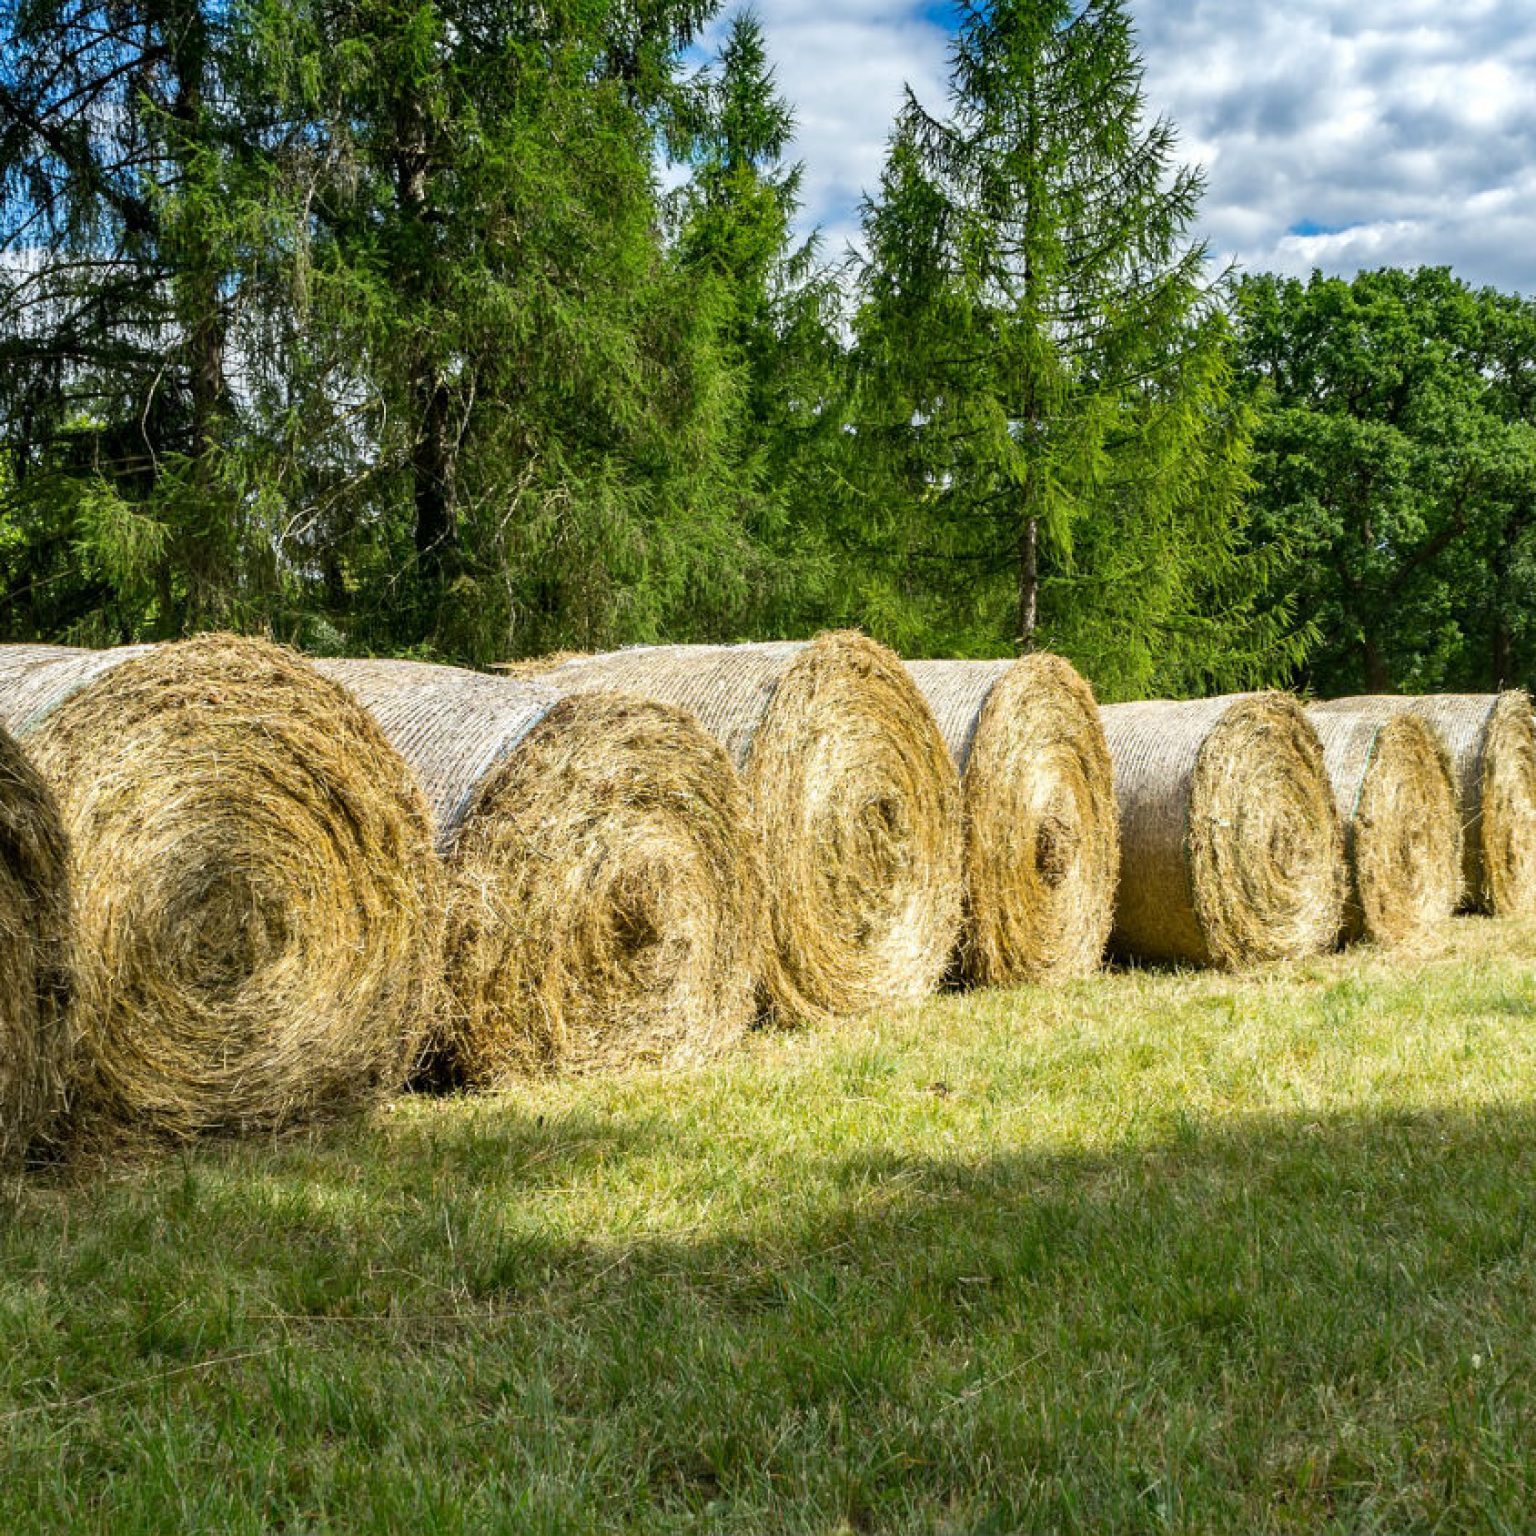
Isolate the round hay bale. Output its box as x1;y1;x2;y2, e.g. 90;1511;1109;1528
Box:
1323;693;1536;915
536;633;964;1021
905;655;1118;985
1099;693;1344;968
316;659;764;1081
0;636;443;1138
1305;704;1462;946
0;726;72;1165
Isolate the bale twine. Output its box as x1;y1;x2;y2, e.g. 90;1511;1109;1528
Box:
1100;693;1344;968
1323;693;1536;914
316;659;764;1081
905;655;1118;985
0;726;72;1164
1305;703;1462;946
0;636;443;1139
535;633;963;1020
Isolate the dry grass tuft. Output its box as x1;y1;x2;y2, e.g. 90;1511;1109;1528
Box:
907;654;1117;985
535;633;963;1021
1101;693;1344;968
318;659;764;1081
0;726;72;1164
1306;704;1462;947
0;636;442;1139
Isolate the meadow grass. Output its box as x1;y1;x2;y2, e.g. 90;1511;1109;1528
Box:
5;918;1536;1532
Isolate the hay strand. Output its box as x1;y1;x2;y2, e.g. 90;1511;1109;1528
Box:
906;655;1118;985
0;636;443;1139
1305;704;1462;946
536;632;963;1020
0;726;72;1164
317;658;764;1080
1100;693;1344;968
1322;693;1536;915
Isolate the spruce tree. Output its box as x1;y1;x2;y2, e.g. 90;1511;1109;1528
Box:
671;9;846;636
0;0;233;635
267;0;762;661
1;0;769;657
846;0;1302;695
0;0;282;638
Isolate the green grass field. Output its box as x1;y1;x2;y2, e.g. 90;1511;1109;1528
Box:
5;919;1536;1533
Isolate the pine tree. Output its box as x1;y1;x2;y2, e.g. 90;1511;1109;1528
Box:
845;0;1302;695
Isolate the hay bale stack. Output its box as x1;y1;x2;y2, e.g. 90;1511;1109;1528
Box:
316;659;764;1081
536;632;963;1021
0;726;72;1164
905;655;1118;985
1324;693;1536;914
1100;693;1344;968
1305;704;1462;946
0;636;443;1139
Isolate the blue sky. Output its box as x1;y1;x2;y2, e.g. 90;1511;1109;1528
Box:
692;0;1536;292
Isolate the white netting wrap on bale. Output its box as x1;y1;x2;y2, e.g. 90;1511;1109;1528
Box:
1306;703;1462;946
318;658;765;1080
0;636;443;1139
906;655;1117;985
536;632;964;1020
1101;693;1344;968
1323;692;1536;915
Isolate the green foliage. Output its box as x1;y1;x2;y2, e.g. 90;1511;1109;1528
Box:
0;0;775;660
833;0;1302;696
1238;267;1536;694
2;0;1418;683
674;11;799;310
0;0;290;639
248;0;777;662
668;9;849;639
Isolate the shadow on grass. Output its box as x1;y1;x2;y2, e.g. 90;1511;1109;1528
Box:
4;1099;1536;1530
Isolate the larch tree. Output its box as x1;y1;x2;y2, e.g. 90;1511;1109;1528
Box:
846;0;1301;696
669;8;846;636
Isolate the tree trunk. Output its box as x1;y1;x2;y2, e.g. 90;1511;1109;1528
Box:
395;104;459;593
1014;76;1041;656
170;3;229;625
1016;514;1038;652
412;375;458;580
1362;633;1390;694
186;271;224;468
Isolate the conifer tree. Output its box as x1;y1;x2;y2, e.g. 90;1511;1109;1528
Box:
671;9;846;635
269;0;762;661
846;0;1302;695
0;0;268;637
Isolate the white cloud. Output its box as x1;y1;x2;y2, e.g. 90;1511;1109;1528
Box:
1136;0;1536;289
716;0;1536;292
694;1;953;259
